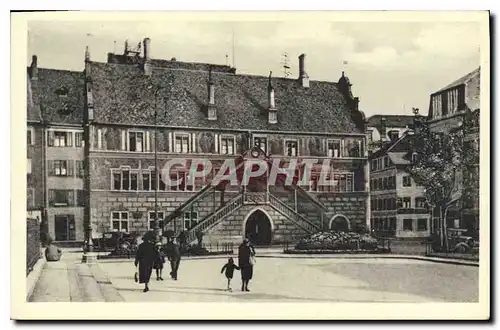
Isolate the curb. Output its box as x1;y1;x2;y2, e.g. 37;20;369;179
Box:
95;253;478;266
26;257;46;301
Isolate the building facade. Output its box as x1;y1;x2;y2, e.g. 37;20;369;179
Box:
369;133;430;239
28;38;372;245
427;67;480;234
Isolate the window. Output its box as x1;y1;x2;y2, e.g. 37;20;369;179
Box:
387;131;399;141
49;189;74;207
403;219;413;231
388;217;396;231
327;140;341;158
111;168;139;191
183;211;198;230
27;128;34;145
254;136;267;153
175;134;190;153
220;136;235;155
447;88;459;114
388;176;395;189
417;218;428;231
97;129;103;149
148;211;165;230
49;131;73;147
268;111;277;123
412;152;419;164
285;140;298;157
343;139;361;158
111;211;129;232
27;159;32;175
371;160;377;171
75;132;84;147
383;156;389;168
402;197;411;208
76;160;85;178
402;176;412;187
383;177;388;190
50;160;74;177
432;94;443;118
143;171;152;191
128;131;144;152
415;197;426;208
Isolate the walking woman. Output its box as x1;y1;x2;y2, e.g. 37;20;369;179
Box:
134;231;158;292
238;238;256;292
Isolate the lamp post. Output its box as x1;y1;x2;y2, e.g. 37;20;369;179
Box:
149;85;161;244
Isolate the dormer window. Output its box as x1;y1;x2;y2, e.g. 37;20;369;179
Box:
175;133;190;153
55;87;69;98
327;139;341;158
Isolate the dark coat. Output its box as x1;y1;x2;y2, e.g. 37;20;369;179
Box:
134;241;157;284
221;262;240;279
238;243;256;281
153;250;166;270
165;241;181;261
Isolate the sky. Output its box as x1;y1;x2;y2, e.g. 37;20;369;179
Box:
27;18;481;118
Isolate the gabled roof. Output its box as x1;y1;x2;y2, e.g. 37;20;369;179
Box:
89;61;363;134
367;115;414;130
369;131;414;163
27;68;85;125
436;67;480;93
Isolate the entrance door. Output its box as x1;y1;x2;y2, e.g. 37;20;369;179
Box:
330;216;350;232
244;209;272;245
54;215;76;241
54;215;69;241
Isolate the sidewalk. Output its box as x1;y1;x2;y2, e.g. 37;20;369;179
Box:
28;250;124;302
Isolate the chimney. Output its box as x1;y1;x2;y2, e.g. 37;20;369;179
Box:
143;38;151;75
298;54;309;88
207;67;216;120
380;117;387;143
353;97;359;111
29;55;38;80
268;71;277;124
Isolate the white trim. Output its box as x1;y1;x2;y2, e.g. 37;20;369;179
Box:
97;129;102;149
328;214;351;231
27;158;32;174
191;133;196;153
46;127;83;133
27;127;35;145
326;138;342;158
121;130;127;151
214;133;219;153
168;132;173;152
252;134;268;153
173;132;191;153
127;130;146;152
146;131;151;152
242;207;274;240
110;211;130;232
219;134;236;155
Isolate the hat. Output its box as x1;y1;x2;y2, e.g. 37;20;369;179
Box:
243;238;250;243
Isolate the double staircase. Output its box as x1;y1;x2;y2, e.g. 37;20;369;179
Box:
163;151;330;243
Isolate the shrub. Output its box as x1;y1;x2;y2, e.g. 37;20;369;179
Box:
295;231;378;251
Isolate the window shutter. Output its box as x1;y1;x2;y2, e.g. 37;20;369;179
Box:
67;160;74;176
48;131;54;146
146;131;151;152
67;132;73;147
121;130;127;151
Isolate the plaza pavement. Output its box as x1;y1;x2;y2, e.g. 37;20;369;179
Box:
29;250;479;303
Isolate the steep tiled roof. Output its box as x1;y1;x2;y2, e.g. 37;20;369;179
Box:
27;68;85;125
436;67;480;93
27;75;41;122
89;61;363;134
367;115;415;129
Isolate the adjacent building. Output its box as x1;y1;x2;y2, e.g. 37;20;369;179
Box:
369;132;430;239
426;67;480;235
28;37;372;245
366;115;414;151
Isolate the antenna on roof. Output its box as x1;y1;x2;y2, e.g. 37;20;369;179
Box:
232;27;236;68
281;52;291;78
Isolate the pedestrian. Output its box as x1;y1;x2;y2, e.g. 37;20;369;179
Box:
134;231;158;292
153;242;166;281
44;237;62;262
238;238;256;292
165;237;181;280
221;257;240;291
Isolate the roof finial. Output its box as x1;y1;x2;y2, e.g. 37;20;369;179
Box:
268;71;273;90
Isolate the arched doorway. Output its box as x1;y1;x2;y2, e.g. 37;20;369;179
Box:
329;215;351;232
244;209;273;245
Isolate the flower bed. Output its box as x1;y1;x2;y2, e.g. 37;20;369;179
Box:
293;231;380;252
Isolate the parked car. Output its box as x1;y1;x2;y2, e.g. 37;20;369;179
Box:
92;231;139;252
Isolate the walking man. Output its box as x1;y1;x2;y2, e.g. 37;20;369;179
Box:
165;237;181;280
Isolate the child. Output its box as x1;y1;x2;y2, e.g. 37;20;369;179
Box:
153;243;166;281
221;257;240;291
